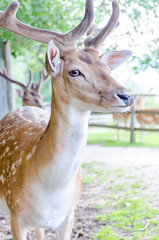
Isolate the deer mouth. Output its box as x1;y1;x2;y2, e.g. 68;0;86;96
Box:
99;92;134;112
108;105;133;113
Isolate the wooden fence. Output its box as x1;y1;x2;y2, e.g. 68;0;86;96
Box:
89;94;159;143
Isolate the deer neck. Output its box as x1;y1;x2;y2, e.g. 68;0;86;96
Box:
36;81;90;187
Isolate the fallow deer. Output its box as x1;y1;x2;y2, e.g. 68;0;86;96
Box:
0;68;49;108
0;0;134;239
113;112;130;140
136;96;159;126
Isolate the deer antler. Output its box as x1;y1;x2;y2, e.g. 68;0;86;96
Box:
84;0;119;49
0;68;26;89
0;0;94;50
31;69;49;93
25;69;33;89
40;69;49;83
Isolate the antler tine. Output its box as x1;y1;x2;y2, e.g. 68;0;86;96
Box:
31;69;49;93
65;0;94;44
0;0;94;50
41;69;49;82
26;69;33;89
0;68;26;89
39;69;49;86
36;70;45;92
84;0;120;49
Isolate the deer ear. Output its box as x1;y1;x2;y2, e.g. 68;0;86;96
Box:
16;89;24;98
45;40;61;77
100;50;132;71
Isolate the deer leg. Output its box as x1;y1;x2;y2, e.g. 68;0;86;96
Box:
55;211;74;240
140;122;145;143
10;214;28;240
35;228;45;240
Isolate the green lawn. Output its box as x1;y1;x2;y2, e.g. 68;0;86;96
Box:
87;127;159;148
81;161;159;240
84;128;159;239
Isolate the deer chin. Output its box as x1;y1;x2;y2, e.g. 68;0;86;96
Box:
107;105;131;113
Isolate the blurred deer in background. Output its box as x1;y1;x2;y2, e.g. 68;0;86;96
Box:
113;112;131;140
0;0;134;239
0;68;49;108
136;96;159;127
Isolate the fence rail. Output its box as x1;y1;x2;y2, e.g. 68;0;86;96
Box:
88;94;159;143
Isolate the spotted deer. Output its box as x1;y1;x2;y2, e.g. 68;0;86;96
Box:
0;0;134;239
0;68;49;108
136;96;159;126
113;112;131;140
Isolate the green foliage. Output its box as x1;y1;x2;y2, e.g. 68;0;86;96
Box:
133;49;159;74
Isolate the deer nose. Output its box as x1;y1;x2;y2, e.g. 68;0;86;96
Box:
117;93;134;105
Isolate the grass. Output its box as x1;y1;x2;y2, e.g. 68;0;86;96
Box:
87;127;159;148
84;127;159;238
81;161;159;240
95;198;159;238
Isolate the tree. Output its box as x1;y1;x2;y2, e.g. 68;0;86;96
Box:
0;40;13;118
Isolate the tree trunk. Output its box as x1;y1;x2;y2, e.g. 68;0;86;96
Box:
0;40;13;119
3;40;14;111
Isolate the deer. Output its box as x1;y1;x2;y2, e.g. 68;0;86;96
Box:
0;68;49;108
0;0;134;239
113;112;131;140
136;96;159;126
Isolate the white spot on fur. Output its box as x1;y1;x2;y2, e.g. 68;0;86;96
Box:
5;147;10;153
26;153;32;160
0;175;4;184
26;146;36;160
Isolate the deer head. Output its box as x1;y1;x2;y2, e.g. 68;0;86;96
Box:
0;0;133;114
0;68;48;108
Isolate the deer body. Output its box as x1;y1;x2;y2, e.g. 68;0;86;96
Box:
0;1;134;239
0;104;84;233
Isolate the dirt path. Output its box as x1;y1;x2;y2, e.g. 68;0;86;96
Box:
1;145;159;239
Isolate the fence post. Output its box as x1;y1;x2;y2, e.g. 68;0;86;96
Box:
130;102;136;143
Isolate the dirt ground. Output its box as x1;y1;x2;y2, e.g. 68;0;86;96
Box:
1;145;159;240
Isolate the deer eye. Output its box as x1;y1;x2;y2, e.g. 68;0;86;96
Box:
31;91;36;96
69;70;80;77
